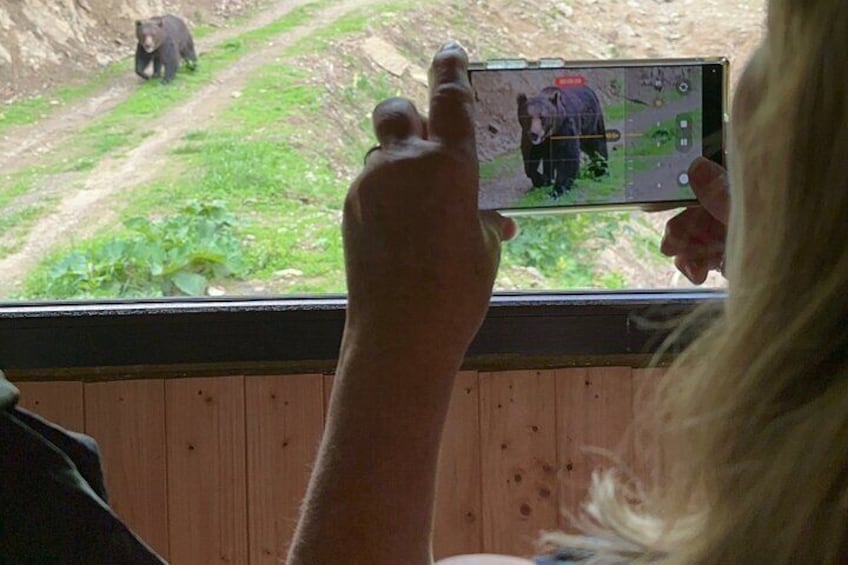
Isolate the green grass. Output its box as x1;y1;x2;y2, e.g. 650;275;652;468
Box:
502;210;625;289
0;98;56;130
625;111;704;207
628;111;702;159
515;155;626;208
287;1;413;56
130;50;382;289
86;61;352;294
597;271;627;289
218;66;322;131
633;215;668;262
0;205;45;257
0;196;60;259
604;101;626;123
20;200;248;299
110;133;348;293
0;173;38;210
0;205;42;236
0;63;126;135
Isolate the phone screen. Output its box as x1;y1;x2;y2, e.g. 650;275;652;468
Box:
469;60;726;213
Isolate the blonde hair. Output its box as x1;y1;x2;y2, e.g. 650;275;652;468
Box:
544;1;848;562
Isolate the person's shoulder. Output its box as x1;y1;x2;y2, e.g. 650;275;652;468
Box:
435;555;535;565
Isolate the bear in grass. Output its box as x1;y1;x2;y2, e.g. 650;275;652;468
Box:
135;15;197;84
516;85;609;197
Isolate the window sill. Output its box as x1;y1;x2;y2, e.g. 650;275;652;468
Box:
0;289;724;379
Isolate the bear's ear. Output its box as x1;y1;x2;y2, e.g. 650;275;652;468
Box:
548;89;560;105
157;19;164;27
135;20;142;26
517;93;527;106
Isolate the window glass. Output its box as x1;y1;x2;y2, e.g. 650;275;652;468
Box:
0;0;765;301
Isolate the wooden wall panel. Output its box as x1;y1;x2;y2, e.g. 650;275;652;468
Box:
556;367;634;530
12;363;656;562
434;371;483;559
166;376;248;565
84;379;169;559
14;381;84;431
480;370;558;557
245;374;325;564
632;367;666;488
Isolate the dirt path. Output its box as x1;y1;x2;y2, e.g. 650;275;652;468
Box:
0;0;317;176
0;0;381;296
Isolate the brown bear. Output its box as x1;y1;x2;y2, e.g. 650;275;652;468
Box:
135;15;197;84
517;85;609;197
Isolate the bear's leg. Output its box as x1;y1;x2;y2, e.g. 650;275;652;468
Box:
160;42;179;84
531;143;551;187
582;113;609;178
152;55;162;79
134;46;153;80
580;133;609;178
522;139;549;188
542;141;554;186
552;139;580;197
182;38;198;71
589;152;609;178
583;144;609;178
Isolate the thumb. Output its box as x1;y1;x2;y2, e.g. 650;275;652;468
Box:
480;211;518;243
688;157;730;225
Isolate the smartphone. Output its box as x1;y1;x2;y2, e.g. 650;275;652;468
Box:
468;57;728;214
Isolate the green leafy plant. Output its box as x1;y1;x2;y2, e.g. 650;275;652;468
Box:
31;201;246;298
504;213;622;288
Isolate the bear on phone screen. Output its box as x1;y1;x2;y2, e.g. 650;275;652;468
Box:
517;85;608;196
135;14;197;84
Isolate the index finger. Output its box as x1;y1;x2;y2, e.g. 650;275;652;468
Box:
427;42;475;154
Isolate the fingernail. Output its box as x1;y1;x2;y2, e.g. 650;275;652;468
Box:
440;40;461;52
688;157;720;187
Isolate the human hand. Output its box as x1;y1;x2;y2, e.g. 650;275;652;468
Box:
342;42;517;361
659;156;730;285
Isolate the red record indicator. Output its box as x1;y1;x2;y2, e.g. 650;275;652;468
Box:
554;75;586;88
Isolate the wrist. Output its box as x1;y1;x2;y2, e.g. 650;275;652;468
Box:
340;314;473;376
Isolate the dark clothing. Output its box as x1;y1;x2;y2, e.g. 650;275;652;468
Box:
533;548;594;564
0;372;165;564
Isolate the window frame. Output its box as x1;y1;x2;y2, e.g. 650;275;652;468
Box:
0;290;724;378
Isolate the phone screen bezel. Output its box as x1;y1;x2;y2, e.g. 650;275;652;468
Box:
468;58;728;215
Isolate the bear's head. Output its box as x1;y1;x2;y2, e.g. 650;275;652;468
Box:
136;17;165;54
517;88;562;146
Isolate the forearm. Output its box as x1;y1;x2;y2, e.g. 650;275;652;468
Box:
286;331;463;565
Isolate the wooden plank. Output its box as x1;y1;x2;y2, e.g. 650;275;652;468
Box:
13;380;84;432
434;371;483;559
245;374;325;564
166;376;247;565
479;370;558;557
556;367;634;531
84;379;169;559
632;367;666;489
